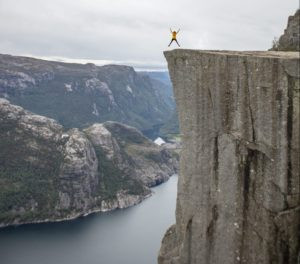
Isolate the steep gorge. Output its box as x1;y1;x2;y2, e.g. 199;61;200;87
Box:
159;50;299;264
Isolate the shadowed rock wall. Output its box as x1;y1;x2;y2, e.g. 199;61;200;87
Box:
159;50;300;264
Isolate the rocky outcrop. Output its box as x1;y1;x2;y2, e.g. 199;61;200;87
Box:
57;128;99;212
101;121;179;187
271;9;300;51
159;50;299;264
0;99;178;227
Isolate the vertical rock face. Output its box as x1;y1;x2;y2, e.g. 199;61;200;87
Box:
159;50;299;264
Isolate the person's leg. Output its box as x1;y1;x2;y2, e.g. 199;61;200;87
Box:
175;39;180;47
168;39;174;47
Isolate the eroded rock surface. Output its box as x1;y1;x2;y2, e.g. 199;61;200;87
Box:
271;9;300;51
0;99;178;227
159;50;300;264
0;54;174;135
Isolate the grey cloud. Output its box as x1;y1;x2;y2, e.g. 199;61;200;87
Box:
0;0;298;69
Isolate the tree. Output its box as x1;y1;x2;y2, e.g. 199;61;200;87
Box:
271;37;280;51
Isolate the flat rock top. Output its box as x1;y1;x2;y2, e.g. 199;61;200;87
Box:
164;49;300;59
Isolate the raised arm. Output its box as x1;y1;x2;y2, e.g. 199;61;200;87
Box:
170;28;173;33
177;28;180;33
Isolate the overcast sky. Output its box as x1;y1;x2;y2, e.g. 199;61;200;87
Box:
0;0;298;70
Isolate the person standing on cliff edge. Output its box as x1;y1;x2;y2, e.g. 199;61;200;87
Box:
168;28;180;47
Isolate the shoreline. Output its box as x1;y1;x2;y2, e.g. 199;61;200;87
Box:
0;175;176;229
0;192;152;229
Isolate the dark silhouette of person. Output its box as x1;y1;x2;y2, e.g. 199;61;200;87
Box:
168;28;180;47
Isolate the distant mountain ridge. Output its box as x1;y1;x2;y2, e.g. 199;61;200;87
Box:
0;54;174;138
139;71;174;108
139;71;180;139
270;9;300;51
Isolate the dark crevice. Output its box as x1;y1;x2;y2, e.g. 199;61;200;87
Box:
186;218;193;264
275;211;299;264
243;150;253;210
281;239;290;264
224;56;232;131
240;148;256;261
213;136;219;189
236;74;240;112
206;205;218;264
207;205;219;236
195;65;201;182
243;59;256;142
286;76;293;195
297;220;300;264
207;86;214;109
248;89;256;142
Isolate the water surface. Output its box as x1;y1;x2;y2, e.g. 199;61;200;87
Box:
0;175;178;264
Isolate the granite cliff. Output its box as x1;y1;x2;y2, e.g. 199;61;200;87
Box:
159;50;299;264
0;99;178;227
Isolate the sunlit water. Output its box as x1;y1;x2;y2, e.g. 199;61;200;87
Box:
0;175;178;264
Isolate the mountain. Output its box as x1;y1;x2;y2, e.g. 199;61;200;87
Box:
159;50;299;264
139;71;180;139
270;9;300;51
159;109;180;138
0;98;178;227
139;71;174;108
140;71;171;86
0;54;174;137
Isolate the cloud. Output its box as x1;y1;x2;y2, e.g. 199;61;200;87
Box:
0;0;298;69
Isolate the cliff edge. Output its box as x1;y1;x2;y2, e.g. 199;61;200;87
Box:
159;50;299;264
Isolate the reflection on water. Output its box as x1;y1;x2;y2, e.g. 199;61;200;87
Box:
0;175;178;264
